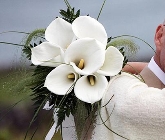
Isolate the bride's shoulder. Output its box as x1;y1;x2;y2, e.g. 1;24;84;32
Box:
109;72;145;89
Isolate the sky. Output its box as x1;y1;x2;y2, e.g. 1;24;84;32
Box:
0;0;165;69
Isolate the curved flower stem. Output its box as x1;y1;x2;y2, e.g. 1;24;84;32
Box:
101;94;114;108
30;108;54;140
122;63;145;83
0;41;27;47
55;81;77;112
0;95;31;122
24;95;49;140
111;35;155;53
97;0;107;20
95;103;115;125
98;102;129;140
30;127;38;140
0;30;30;35
0;29;45;46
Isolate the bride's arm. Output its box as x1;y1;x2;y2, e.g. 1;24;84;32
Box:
102;72;165;139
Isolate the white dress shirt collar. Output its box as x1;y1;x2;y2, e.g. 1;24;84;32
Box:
148;57;165;85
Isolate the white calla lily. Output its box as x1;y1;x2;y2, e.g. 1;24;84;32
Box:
72;16;107;47
64;38;105;75
31;17;75;67
31;42;63;67
45;17;75;50
74;73;108;104
44;64;79;95
97;46;124;76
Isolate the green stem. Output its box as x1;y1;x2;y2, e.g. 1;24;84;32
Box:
101;94;114;108
63;0;72;10
0;31;30;35
0;42;27;47
55;81;76;110
24;95;49;140
98;102;129;139
0;96;31;121
97;0;107;20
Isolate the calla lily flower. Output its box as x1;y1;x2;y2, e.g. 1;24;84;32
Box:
64;38;105;75
44;64;79;95
72;16;108;47
74;73;108;104
72;16;124;76
97;46;124;76
31;42;64;67
36;15;124;105
45;17;75;50
31;17;75;66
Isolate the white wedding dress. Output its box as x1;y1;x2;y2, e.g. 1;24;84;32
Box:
61;72;165;140
92;72;165;140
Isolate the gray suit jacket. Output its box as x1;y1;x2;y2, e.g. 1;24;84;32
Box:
140;66;165;89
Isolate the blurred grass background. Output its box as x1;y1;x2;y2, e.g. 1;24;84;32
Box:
0;69;62;140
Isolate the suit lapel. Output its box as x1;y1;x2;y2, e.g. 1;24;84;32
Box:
140;66;165;89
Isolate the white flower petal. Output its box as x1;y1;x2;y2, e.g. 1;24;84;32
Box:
64;38;105;75
31;42;63;67
31;51;62;67
31;52;42;65
97;46;124;76
74;74;108;104
72;16;107;47
45;17;75;50
44;64;78;95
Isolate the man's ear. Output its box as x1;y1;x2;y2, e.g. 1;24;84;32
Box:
154;24;163;49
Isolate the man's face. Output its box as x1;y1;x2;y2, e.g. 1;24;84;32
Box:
159;45;165;72
154;23;165;72
160;25;165;72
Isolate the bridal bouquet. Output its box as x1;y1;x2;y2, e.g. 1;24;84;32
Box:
29;11;125;138
2;0;140;139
